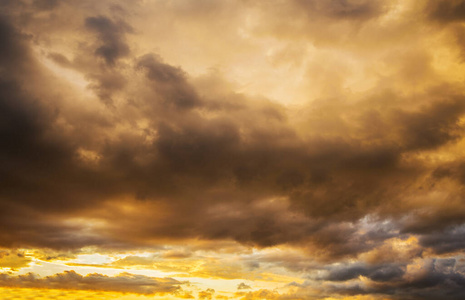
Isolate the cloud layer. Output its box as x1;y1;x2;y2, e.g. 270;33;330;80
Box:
0;271;182;295
1;0;465;299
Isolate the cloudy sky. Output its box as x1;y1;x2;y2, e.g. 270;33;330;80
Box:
1;0;465;299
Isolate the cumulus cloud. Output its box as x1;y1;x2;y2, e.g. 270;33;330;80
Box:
1;0;465;299
0;0;462;250
237;282;252;290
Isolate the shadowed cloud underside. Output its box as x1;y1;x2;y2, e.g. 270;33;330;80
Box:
1;0;465;299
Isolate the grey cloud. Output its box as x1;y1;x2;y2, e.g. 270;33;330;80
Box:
1;1;465;279
419;225;465;254
323;263;405;282
392;259;465;300
85;15;132;65
294;258;465;300
136;54;201;109
0;15;31;72
426;0;465;23
395;98;465;151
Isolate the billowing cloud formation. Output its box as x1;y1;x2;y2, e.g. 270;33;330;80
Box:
1;0;465;299
85;16;132;66
300;258;465;300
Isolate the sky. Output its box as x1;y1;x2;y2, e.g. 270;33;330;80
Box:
1;0;465;299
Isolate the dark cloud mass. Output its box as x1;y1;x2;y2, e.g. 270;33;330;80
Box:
136;53;201;109
1;0;465;299
318;258;465;300
427;0;465;23
85;15;132;65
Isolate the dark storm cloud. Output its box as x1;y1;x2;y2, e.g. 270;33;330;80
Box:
395;98;465;151
418;225;465;254
426;0;465;23
400;206;465;237
0;14;129;248
1;0;465;285
323;263;404;282
136;54;201;109
0;203;103;249
0;271;183;295
432;159;465;186
2;2;465;299
378;259;465;300
1;11;464;257
81;15;133;105
0;56;115;216
85;15;132;65
0;9;318;250
0;16;74;210
291;258;465;300
0;15;30;71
